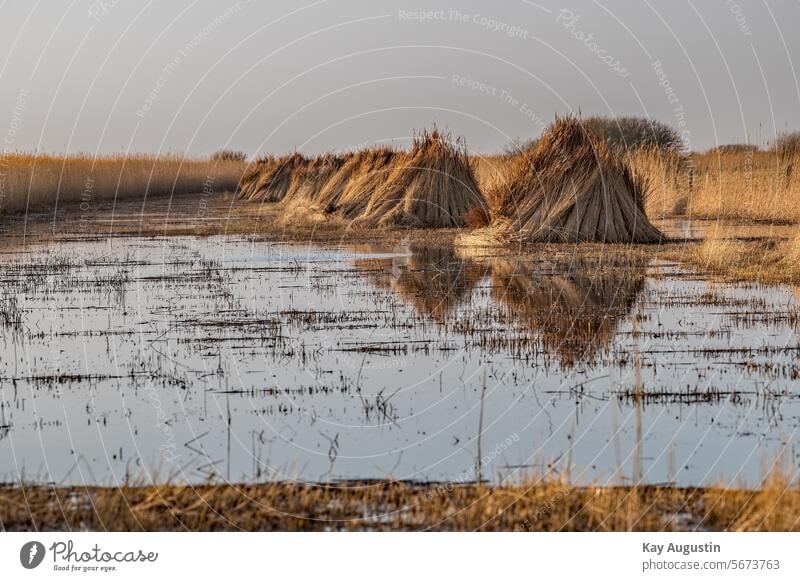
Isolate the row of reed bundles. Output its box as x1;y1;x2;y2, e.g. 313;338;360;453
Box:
237;130;489;229
237;120;664;244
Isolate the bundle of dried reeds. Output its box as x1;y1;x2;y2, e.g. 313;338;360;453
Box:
353;129;489;228
236;155;275;201
244;152;306;203
335;148;398;220
460;118;664;245
281;153;347;205
276;153;350;224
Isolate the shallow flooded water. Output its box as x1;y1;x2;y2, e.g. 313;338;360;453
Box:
1;234;799;488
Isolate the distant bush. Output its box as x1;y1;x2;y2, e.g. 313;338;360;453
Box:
706;143;759;154
211;150;248;162
773;132;800;158
581;116;683;153
502;138;538;156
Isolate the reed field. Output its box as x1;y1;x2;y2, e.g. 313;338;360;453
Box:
613;147;798;224
684;149;800;223
628;147;688;219
0;152;246;214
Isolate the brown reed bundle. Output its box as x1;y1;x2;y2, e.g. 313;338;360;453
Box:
312;148;390;213
353;129;489;228
335;148;399;219
246;152;306;203
281;153;347;205
460;117;663;245
236;155;275;200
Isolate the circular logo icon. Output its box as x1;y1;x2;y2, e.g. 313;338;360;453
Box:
20;541;46;569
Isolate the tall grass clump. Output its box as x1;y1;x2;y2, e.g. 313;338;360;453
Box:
581;116;683;153
0;153;246;214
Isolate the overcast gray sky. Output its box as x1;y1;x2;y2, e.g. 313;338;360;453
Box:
1;0;798;156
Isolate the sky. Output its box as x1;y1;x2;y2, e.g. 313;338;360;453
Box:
0;0;798;156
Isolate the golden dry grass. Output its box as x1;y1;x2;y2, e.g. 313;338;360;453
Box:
2;474;798;531
628;147;688;218
0;153;246;214
664;229;800;284
686;150;800;222
628;148;800;223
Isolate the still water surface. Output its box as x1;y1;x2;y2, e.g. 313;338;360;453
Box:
1;234;798;487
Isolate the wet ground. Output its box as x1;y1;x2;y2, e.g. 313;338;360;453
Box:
1;201;799;488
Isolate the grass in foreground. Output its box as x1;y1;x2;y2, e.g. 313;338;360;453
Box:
666;232;800;285
0;153;246;214
1;475;798;531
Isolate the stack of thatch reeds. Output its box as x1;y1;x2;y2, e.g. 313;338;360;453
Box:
236;129;489;229
277;153;350;223
333;148;399;219
236;152;306;203
459;117;664;245
352;129;489;228
280;148;397;224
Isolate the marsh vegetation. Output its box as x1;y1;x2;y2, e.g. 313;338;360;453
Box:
2;117;800;531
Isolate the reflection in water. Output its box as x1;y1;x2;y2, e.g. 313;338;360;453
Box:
488;256;646;364
355;246;487;321
359;246;646;365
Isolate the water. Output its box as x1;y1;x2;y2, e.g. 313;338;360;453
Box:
1;234;799;488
